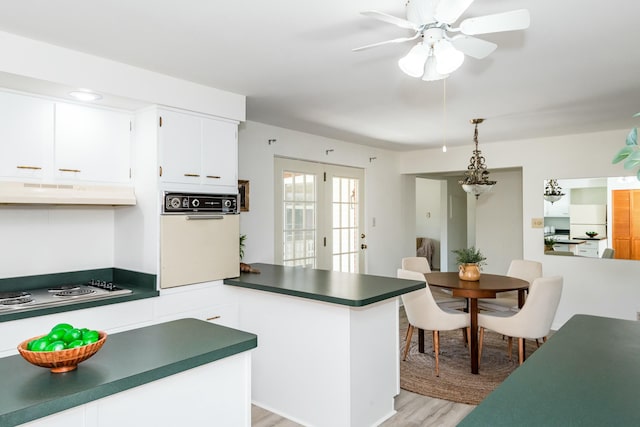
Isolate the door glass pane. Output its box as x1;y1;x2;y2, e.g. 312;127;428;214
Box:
332;176;359;273
282;171;316;268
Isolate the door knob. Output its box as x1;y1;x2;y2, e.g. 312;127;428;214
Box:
360;244;368;249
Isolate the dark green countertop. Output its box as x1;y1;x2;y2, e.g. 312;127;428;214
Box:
459;314;640;426
224;263;425;307
0;318;257;427
0;268;159;323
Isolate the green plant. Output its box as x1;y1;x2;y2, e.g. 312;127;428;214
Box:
612;112;640;180
452;246;487;267
239;234;247;260
544;236;556;246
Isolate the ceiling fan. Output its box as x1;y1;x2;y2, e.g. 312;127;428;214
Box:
353;0;530;81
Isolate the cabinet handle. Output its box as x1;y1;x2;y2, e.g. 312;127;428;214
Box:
184;173;200;177
206;175;221;179
17;165;42;170
159;166;163;177
206;315;221;321
58;168;81;173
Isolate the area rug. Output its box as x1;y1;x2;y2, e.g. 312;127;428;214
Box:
399;306;540;405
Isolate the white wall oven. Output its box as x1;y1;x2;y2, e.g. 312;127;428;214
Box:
160;192;239;289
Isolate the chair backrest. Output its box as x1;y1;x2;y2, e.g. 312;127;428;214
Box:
397;269;461;331
507;260;543;284
601;248;615;258
401;257;431;274
512;276;563;339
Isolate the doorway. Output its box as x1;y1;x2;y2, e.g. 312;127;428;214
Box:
415;168;523;275
274;157;365;272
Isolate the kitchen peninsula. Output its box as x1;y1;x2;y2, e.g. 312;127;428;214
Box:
224;263;425;427
0;318;257;426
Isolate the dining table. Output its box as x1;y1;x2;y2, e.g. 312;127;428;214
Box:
424;272;529;374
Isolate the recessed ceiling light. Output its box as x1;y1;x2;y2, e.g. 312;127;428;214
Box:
68;90;102;102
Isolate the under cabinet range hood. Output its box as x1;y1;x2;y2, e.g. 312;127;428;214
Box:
0;181;136;205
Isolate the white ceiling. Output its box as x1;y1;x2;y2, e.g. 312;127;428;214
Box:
0;0;638;151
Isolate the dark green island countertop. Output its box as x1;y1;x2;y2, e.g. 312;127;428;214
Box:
0;318;257;427
459;314;640;426
224;263;425;307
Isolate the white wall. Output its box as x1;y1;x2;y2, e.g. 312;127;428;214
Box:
475;169;523;275
415;178;442;270
399;128;640;328
0;207;114;277
237;121;408;277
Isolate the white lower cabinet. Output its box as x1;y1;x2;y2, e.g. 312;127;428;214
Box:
153;281;239;327
575;239;607;258
0;299;154;358
22;351;252;427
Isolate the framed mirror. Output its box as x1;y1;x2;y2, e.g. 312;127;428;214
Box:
543;176;640;260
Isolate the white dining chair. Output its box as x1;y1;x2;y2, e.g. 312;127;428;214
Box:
478;275;563;365
397;268;470;376
401;257;466;310
478;259;542;312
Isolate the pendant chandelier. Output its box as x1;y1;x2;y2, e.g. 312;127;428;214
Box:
543;179;565;204
459;118;496;199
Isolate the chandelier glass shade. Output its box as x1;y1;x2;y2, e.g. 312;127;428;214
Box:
459;118;496;199
543;179;565;204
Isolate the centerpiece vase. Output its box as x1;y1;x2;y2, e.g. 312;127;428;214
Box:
459;263;481;281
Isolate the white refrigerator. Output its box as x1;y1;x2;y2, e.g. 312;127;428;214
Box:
569;204;607;238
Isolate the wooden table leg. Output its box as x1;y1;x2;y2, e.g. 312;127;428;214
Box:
418;328;425;353
518;289;527;361
470;298;479;374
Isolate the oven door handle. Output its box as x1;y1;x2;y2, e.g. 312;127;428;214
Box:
185;215;225;220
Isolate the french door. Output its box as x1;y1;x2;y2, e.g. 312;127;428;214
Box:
274;157;365;272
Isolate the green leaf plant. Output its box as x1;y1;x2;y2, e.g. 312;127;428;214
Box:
612;112;640;180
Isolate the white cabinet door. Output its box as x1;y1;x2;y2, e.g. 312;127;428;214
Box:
55;103;132;183
158;109;238;190
202;118;237;189
158;109;202;185
0;91;54;180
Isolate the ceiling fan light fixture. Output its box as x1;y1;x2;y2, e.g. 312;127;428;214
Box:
398;43;428;78
422;52;449;81
434;39;465;75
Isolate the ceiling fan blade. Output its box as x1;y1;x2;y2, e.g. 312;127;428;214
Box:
352;33;421;52
459;9;530;35
451;35;497;59
407;0;438;25
360;10;418;30
434;0;475;24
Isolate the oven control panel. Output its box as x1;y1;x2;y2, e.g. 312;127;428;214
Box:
163;192;238;214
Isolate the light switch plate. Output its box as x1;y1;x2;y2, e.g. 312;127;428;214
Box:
531;218;544;228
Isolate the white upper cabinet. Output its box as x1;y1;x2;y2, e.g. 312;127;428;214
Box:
55;103;132;183
158;108;238;191
201;117;237;189
157;109;202;185
0;91;54;180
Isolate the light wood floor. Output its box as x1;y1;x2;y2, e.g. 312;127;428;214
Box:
251;389;474;427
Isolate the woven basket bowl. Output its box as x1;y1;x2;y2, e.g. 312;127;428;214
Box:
17;331;107;373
